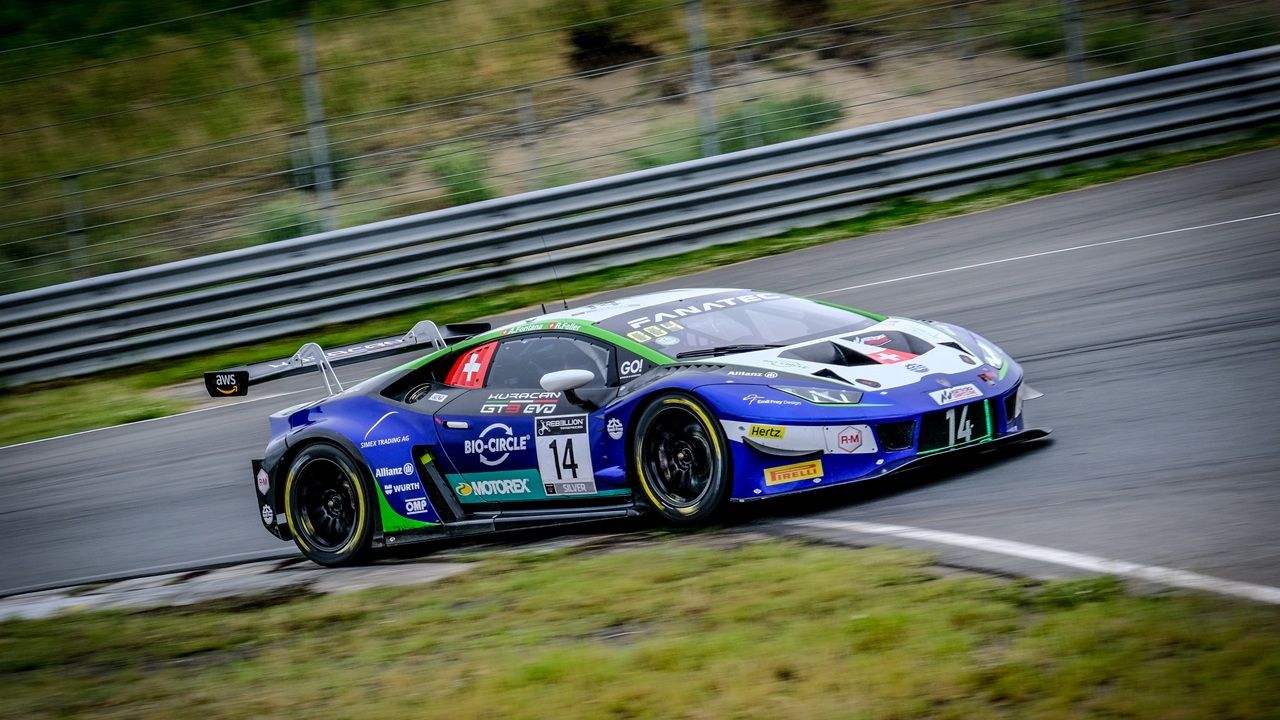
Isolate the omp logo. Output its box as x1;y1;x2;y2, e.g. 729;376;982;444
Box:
748;424;786;439
457;479;530;497
928;383;982;406
764;460;823;486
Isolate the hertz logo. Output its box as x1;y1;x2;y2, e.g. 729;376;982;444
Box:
764;460;823;486
747;424;786;439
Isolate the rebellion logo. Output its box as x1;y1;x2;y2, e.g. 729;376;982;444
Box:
764;459;823;486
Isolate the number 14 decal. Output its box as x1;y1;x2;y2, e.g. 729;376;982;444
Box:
547;437;580;480
945;405;974;445
535;415;597;495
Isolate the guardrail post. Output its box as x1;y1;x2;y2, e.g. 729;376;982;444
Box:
1061;0;1085;84
518;89;541;192
685;0;719;157
952;1;974;61
296;1;338;232
61;175;88;281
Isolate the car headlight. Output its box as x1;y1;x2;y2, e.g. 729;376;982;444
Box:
771;386;863;405
974;337;1005;369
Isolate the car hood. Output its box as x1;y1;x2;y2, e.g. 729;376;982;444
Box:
685;317;1002;391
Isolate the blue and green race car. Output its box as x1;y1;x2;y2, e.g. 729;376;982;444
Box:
207;288;1047;566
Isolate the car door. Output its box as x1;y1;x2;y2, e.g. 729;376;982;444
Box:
434;333;618;506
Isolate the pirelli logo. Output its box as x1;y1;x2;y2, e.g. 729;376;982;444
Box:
747;424;786;439
764;459;823;486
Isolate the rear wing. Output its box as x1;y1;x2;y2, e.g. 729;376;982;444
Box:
203;320;490;398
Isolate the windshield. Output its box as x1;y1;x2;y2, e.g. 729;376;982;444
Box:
596;291;877;358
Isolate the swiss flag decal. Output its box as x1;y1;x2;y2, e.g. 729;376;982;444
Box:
867;349;918;364
445;341;497;388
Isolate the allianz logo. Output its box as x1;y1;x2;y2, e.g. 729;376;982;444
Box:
375;463;415;478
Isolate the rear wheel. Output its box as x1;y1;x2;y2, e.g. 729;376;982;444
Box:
284;443;373;566
632;393;731;523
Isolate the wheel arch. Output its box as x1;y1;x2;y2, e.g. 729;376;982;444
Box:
626;388;733;521
278;428;384;543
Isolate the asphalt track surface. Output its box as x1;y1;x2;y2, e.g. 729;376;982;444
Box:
2;149;1278;596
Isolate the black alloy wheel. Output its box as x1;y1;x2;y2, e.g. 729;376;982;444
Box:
284;443;373;566
633;393;731;523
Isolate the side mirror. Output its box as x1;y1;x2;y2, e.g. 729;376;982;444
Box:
540;369;595;393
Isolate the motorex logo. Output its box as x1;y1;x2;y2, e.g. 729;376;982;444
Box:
456;479;530;497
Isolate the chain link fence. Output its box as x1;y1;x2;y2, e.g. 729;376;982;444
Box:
1;0;1276;294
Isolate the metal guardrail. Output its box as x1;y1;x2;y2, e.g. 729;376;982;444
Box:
2;46;1278;386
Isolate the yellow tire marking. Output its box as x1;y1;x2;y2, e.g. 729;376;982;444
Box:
285;451;368;556
635;396;723;516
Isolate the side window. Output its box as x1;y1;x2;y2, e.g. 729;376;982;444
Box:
487;335;613;389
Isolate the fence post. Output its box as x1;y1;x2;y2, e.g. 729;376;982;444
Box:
518;89;541;192
296;2;338;232
1172;0;1193;64
685;0;719;157
737;49;762;149
952;1;974;61
1062;0;1085;84
61;175;88;280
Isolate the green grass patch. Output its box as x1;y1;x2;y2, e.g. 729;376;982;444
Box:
0;377;186;445
3;126;1279;446
2;537;1278;718
627;93;844;170
425;143;499;206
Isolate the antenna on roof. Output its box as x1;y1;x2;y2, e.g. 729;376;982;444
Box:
539;235;570;310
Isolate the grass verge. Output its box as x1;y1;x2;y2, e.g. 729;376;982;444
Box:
2;536;1278;718
3;126;1279;446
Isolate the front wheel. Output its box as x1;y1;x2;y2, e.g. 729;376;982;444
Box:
632;393;731;524
284;443;374;566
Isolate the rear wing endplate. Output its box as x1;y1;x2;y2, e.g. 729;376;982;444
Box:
203;320;489;398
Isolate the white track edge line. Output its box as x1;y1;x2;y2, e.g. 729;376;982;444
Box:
786;518;1280;605
0;389;309;451
809;211;1280;296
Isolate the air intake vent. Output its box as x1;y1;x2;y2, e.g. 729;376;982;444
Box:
780;342;876;366
1004;385;1020;421
811;368;856;385
876;420;916;451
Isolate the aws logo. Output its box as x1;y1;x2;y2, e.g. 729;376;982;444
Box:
203;370;248;397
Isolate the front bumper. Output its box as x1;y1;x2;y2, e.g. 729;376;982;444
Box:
729;427;1051;503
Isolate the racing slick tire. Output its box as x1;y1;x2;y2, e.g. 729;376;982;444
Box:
283;442;374;567
632;392;731;524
